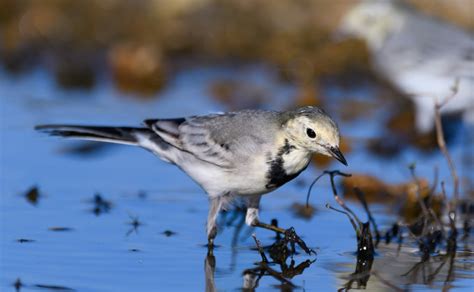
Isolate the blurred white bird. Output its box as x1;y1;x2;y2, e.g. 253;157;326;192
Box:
339;0;474;132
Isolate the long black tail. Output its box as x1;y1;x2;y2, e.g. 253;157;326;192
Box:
35;125;154;146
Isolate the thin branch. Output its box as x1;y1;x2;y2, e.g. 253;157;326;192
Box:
429;166;439;195
326;203;359;234
354;187;381;241
306;171;328;207
326;171;361;227
435;80;460;206
441;182;456;232
408;164;430;218
251;234;268;263
398;222;425;246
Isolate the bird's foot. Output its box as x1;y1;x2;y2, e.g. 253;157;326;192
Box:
284;227;316;255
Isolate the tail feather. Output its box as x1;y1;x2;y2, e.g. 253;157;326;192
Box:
34;125;152;146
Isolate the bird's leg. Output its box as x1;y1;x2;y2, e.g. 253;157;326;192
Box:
245;196;315;255
207;196;223;253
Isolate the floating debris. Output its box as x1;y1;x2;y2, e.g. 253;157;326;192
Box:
13;278;23;292
23;186;41;206
162;230;177;237
12;278;75;292
34;284;75;291
48;227;74;232
126;215;143;236
137;190;147;199
17;239;35;243
88;193;113;216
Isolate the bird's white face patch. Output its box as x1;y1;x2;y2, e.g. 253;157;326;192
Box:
285;115;340;157
338;1;405;50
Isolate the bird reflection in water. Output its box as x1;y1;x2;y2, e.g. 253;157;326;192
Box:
204;207;316;291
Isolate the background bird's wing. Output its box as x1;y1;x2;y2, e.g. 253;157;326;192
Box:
144;110;280;168
382;14;474;78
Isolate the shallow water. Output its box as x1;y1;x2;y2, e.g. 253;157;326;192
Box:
1;65;473;291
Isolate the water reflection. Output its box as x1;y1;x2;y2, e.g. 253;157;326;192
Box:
335;238;474;291
204;253;217;292
58;141;114;157
339;223;375;291
204;233;316;291
2;55;473;290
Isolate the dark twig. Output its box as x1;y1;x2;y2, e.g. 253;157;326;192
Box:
326;203;359;234
408;164;430;219
354;187;381;243
307;170;361;231
442;252;456;291
441;183;457;234
252;234;268;263
306;171;329;207
429;166;439;196
325;171;361;227
248;234;296;288
408;164;445;240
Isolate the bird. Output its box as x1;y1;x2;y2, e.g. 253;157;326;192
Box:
35;106;347;252
338;0;474;133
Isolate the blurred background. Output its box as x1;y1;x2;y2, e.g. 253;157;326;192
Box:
1;0;473;291
1;0;473;147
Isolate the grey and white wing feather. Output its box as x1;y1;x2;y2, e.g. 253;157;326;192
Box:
145;110;280;168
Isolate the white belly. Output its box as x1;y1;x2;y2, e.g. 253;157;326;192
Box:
176;147;311;197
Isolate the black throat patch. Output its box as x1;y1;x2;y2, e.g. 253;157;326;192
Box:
265;139;304;190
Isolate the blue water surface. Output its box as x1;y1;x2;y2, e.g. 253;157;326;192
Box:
1;65;472;291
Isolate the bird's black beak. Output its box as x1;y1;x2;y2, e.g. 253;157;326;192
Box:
329;146;348;166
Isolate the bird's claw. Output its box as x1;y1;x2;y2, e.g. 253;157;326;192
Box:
284;227;316;255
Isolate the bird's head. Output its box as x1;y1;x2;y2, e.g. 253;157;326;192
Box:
282;106;347;166
337;0;406;51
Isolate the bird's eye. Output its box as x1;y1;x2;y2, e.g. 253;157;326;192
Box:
306;128;316;139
